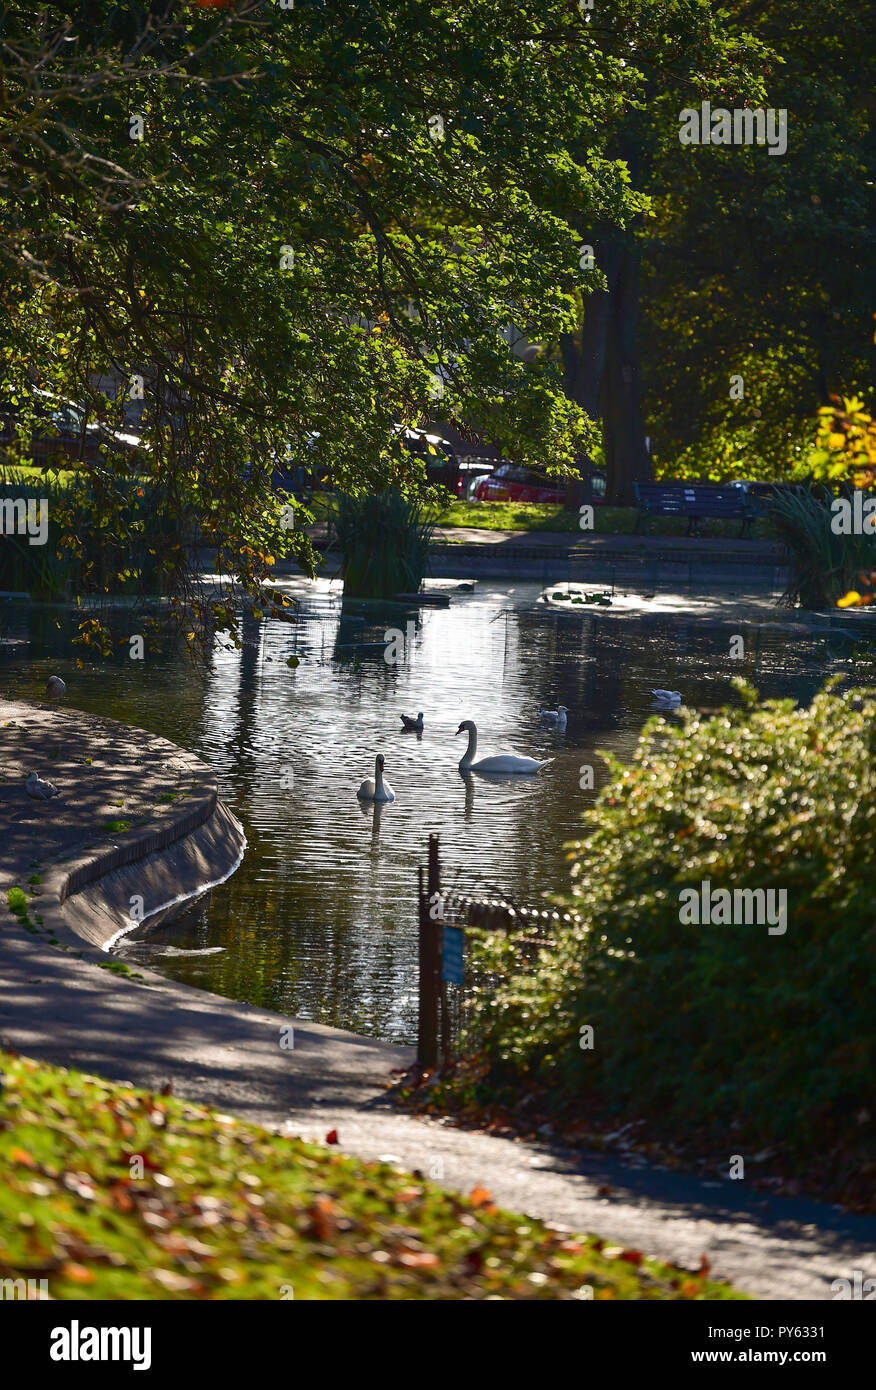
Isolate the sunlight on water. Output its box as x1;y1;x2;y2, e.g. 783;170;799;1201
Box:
0;580;843;1040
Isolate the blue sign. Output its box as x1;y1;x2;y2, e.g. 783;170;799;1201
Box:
441;925;464;985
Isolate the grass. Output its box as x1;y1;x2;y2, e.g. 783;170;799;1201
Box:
0;1052;743;1300
6;886;30;925
97;961;142;979
1;464;80;486
308;492;772;538
2;465;149;486
430;500;774;539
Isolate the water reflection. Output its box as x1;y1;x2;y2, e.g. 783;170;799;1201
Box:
0;580;850;1041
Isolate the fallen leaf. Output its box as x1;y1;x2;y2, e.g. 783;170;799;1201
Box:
309;1196;337;1241
468;1185;494;1209
110;1183;134;1213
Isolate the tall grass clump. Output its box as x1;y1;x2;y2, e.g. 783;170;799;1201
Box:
331;488;436;598
457;680;876;1179
768;485;876;608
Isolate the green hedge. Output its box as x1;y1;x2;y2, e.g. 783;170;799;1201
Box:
462;680;876;1166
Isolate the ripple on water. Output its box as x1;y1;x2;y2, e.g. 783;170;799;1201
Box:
0;581;840;1041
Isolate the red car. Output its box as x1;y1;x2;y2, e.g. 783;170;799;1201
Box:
472;463;566;504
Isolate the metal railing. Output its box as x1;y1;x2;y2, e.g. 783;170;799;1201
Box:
416;833;576;1067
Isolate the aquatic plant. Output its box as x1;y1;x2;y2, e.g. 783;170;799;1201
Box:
767;484;876;608
0;471;186;599
330;488;436;598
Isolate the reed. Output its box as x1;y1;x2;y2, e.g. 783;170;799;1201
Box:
330;488;436;598
768;485;876;608
0;470;185;598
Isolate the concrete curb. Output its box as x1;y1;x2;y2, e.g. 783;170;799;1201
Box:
0;697;245;966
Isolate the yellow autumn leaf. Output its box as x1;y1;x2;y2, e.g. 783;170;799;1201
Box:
837;591;861;608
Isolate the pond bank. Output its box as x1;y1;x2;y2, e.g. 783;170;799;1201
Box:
294;525;791;588
0;695;246;950
428;528;790;589
0;694;410;1117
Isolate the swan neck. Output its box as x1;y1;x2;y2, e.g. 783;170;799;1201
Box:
374;760;384;794
460;724;477;766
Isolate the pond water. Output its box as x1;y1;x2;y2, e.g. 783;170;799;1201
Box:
0;579;852;1042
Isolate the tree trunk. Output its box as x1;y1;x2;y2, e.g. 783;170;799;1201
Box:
560;233;652;506
601;244;652;505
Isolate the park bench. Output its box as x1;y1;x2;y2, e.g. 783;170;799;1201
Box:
634;482;757;537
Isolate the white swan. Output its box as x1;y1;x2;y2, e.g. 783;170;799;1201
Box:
45;675;66;699
538;705;567;730
357;754;395;802
456;720;551;775
400;712;423;731
651;689;682;705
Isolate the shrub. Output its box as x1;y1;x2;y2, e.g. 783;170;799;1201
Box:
462;680;876;1167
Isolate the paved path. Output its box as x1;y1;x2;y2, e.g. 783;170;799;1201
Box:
1;697;874;1301
431;526;784;557
308;521;785;557
2;916;874;1301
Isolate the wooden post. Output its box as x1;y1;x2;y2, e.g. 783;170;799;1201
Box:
417;839;440;1068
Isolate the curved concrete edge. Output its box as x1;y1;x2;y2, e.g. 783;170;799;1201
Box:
33;802;247;963
61;800;247;951
0;695;246;966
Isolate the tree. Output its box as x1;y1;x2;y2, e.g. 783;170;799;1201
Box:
0;0;645;639
553;0;874;500
552;0;771;502
640;0;876;483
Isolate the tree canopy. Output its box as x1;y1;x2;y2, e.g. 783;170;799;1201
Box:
1;0;645;631
640;0;875;484
1;0;871;610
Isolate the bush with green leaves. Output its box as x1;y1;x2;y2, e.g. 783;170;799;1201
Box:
462;680;876;1167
